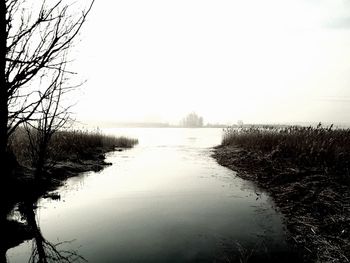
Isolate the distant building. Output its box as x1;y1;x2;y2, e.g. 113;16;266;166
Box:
181;112;204;127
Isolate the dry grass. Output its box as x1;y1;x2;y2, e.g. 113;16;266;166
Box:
10;128;138;166
222;124;350;182
217;123;350;262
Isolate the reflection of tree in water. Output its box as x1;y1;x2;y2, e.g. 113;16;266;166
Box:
0;186;31;263
19;201;87;263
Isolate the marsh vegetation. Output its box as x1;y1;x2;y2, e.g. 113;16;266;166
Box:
10;128;138;168
215;124;350;262
222;124;350;181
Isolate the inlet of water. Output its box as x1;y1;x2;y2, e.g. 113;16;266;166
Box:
7;128;292;262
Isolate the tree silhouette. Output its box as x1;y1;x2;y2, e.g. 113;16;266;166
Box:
0;0;94;175
24;60;75;178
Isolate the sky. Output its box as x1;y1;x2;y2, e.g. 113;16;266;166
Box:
71;0;350;125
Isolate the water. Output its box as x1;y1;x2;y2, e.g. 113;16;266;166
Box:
7;128;291;262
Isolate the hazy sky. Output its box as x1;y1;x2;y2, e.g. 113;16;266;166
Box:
72;0;350;124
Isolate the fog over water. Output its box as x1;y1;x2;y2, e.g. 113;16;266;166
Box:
70;0;350;125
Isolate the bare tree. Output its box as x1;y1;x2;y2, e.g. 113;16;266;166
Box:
25;59;74;178
0;0;94;175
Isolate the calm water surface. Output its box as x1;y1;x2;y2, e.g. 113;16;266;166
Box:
7;128;290;262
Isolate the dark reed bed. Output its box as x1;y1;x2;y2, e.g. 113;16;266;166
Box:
214;124;350;263
10;128;138;167
222;124;350;181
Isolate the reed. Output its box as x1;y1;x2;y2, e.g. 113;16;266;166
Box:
222;124;350;180
10;128;138;166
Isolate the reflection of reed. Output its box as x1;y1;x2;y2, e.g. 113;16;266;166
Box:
20;201;86;263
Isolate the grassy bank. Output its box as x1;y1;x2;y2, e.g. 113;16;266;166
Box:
214;125;350;263
5;128;138;204
1;129;138;256
10;128;138;167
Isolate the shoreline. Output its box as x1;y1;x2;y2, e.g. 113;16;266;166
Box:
1;146;123;255
213;145;350;263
